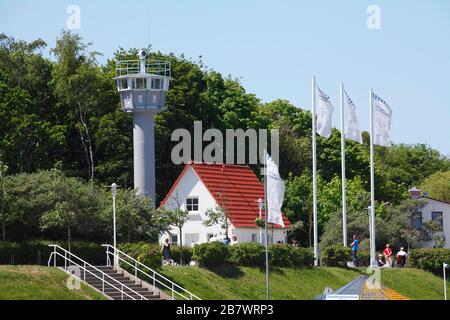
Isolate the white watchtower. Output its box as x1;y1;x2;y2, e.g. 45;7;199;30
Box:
115;50;171;203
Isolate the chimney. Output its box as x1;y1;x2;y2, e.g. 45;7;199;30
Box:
408;187;422;199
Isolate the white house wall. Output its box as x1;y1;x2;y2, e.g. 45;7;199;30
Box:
160;166;224;246
420;199;450;248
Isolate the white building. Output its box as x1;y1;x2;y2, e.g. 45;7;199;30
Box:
159;162;290;247
409;187;450;248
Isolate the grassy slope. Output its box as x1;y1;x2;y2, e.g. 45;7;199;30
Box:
381;268;446;300
161;265;362;300
0;265;106;300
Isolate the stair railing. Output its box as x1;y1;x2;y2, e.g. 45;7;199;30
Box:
48;244;147;300
102;244;201;300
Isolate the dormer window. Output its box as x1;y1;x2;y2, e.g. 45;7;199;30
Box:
186;197;199;212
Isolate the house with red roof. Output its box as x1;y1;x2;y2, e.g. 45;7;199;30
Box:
159;162;290;247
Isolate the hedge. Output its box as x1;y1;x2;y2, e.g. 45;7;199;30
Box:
0;241;106;265
192;242;230;267
195;242;314;268
408;248;450;276
118;242;162;271
322;245;352;267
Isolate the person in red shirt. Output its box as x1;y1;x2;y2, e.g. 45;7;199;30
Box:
383;244;393;267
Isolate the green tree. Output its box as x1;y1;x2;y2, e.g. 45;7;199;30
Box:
159;192;191;264
112;188;165;243
203;193;232;236
420;171;450;202
39;171;106;251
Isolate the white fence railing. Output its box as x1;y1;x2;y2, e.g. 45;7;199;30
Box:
102;244;201;300
47;244;148;300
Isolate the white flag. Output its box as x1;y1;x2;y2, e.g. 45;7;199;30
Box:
266;154;285;227
372;92;392;147
344;90;363;143
315;85;334;138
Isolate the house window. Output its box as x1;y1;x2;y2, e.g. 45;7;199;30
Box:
432;211;443;227
186;197;199;212
170;234;178;245
251;233;257;242
412;212;423;229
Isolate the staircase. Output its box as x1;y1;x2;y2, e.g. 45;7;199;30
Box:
84;265;163;300
48;244;200;301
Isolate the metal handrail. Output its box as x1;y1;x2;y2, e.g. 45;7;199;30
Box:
47;245;147;300
102;244;201;300
116;60;171;77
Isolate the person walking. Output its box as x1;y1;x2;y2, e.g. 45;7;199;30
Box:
383;244;393;267
230;235;239;246
161;238;171;262
396;247;408;268
351;235;360;267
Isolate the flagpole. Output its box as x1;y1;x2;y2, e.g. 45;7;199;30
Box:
340;83;347;247
264;149;270;300
311;76;319;266
369;89;377;268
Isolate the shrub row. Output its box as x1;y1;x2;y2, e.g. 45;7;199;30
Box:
117;242;194;269
0;241;106;265
408;248;450;276
192;242;314;268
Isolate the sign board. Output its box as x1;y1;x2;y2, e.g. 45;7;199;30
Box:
325;294;359;300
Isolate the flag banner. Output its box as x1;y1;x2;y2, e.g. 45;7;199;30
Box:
344;90;363;143
315;85;334;138
372;92;392;147
266;153;285;227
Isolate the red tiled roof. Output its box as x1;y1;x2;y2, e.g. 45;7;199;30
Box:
160;162;290;228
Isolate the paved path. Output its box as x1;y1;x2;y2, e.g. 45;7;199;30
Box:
318;275;410;300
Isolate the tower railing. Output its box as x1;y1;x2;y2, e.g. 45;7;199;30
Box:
47;244;148;300
102;244;201;300
116;60;171;77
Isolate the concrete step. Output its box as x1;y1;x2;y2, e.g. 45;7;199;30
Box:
106;292;161;300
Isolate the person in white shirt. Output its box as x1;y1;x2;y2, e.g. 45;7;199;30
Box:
396;247;408;268
230;235;239;246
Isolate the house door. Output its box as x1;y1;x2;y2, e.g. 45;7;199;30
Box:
185;233;200;247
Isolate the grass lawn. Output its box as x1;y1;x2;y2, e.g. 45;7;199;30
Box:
380;268;447;300
161;265;362;300
0;265;106;300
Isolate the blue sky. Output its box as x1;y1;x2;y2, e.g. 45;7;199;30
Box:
1;0;449;155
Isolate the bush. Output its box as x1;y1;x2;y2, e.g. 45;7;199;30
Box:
118;242;161;270
229;242;265;266
269;244;293;267
192;242;230;267
170;245;193;265
291;247;315;268
408;248;450;276
322;245;352;267
0;241;105;265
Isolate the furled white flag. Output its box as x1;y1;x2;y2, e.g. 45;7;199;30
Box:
266;153;285;227
372;92;392;147
344;90;363;143
315;85;334;138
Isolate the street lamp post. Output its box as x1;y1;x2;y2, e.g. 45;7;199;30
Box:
444;263;449;300
257;198;263;244
111;183;118;266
